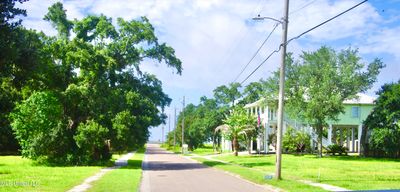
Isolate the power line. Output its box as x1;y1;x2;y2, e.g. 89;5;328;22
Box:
233;23;279;83
239;0;368;85
240;46;281;85
289;0;318;15
286;0;368;46
234;0;318;84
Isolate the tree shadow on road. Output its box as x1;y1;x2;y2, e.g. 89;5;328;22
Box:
142;161;207;171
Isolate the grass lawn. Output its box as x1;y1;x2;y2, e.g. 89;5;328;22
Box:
199;153;400;191
193;157;325;192
161;143;220;156
189;144;217;155
0;156;102;192
88;148;145;192
160;143;182;154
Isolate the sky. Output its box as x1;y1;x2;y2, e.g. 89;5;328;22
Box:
17;0;400;141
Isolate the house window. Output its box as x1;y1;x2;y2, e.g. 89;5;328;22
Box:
352;107;359;118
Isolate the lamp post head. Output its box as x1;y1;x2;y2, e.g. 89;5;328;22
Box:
252;15;283;24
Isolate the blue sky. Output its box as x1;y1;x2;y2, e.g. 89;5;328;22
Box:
18;0;400;141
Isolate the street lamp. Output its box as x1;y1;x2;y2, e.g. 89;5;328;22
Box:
252;15;283;24
252;0;290;180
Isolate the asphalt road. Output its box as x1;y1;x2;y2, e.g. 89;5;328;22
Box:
139;144;269;192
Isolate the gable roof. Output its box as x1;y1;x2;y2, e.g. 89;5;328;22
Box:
343;93;375;105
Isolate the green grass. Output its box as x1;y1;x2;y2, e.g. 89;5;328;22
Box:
162;143;220;156
190;144;217;155
160;143;182;154
88;148;145;192
208;154;400;191
193;157;325;192
0;156;102;192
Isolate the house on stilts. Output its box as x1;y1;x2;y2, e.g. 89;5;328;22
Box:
220;93;375;154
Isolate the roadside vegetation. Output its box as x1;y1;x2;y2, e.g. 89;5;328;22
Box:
1;0;181;165
89;148;145;192
164;47;389;159
0;156;102;192
188;146;400;191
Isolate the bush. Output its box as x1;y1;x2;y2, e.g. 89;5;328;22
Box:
74;120;110;164
364;81;400;157
11;92;62;159
283;127;311;153
10;92;70;161
326;144;348;155
111;110;136;152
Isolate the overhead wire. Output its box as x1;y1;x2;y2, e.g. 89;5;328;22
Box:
285;0;368;46
289;0;318;15
238;0;369;85
233;0;315;84
232;22;279;83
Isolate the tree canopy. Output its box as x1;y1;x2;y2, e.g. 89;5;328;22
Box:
283;46;384;157
364;80;400;157
220;107;256;156
4;2;182;164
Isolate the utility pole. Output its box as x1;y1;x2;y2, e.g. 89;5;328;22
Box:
174;107;176;147
168;113;171;133
275;0;289;180
181;96;185;154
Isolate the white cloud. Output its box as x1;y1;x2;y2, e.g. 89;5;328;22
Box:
287;0;381;41
359;26;400;59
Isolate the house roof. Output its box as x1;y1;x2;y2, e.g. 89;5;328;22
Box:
244;98;265;108
343;93;375;105
244;93;375;108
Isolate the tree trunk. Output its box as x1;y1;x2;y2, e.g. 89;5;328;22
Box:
360;125;368;157
231;139;234;152
317;125;323;158
233;137;238;156
212;135;215;152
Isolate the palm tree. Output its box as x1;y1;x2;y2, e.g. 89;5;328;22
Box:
215;108;256;156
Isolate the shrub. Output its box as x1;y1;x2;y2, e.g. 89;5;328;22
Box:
74;120;110;164
326;144;348;155
283;127;311;153
10;92;70;161
364;81;400;157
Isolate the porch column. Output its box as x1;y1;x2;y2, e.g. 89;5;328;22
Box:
346;128;350;150
328;124;333;145
339;128;343;146
332;127;337;144
265;123;269;153
308;125;313;148
352;127;355;152
358;124;362;154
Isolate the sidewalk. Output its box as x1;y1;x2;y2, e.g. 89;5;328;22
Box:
68;152;135;192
